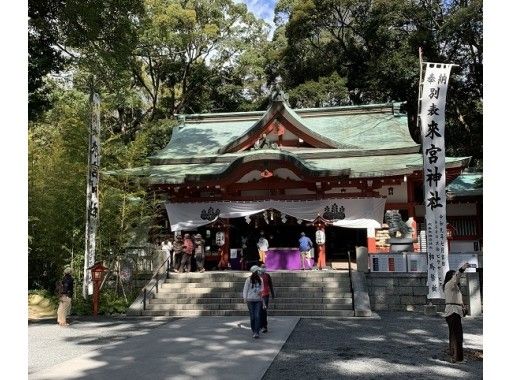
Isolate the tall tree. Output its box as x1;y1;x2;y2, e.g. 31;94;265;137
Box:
28;0;66;120
132;0;270;119
273;0;482;165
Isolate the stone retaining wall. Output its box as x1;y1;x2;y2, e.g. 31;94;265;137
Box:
365;272;481;315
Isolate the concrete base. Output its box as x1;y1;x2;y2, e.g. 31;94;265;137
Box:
388;238;414;253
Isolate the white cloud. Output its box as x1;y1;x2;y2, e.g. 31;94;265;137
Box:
235;0;276;25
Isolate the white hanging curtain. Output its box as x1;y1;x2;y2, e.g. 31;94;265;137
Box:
165;198;386;231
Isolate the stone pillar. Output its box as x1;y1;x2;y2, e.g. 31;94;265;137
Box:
356;246;369;272
466;272;482;316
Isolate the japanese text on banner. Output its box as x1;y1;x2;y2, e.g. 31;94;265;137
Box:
419;63;453;299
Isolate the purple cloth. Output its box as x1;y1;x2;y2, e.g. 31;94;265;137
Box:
265;248;314;271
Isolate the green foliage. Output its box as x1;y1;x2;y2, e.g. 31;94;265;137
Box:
28;87;89;289
99;289;135;315
71;295;93;316
273;0;482;165
28;0;67;120
288;72;349;108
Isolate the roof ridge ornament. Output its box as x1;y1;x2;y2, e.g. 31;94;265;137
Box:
271;81;289;104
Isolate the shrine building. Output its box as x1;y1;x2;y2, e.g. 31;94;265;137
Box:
124;90;477;270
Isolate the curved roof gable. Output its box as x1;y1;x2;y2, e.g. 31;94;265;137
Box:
218;93;355;153
150;96;419;163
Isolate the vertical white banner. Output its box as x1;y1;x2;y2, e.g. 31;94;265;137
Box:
420;63;453;299
83;93;101;298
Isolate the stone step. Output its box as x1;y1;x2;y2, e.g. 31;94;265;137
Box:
162;280;351;288
136;270;354;317
152;290;353;298
146;303;352;311
140;309;355;317
165;272;351;282
149;297;352;305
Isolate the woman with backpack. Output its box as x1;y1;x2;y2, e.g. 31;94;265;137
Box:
56;267;74;326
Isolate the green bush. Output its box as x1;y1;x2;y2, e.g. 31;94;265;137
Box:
71;295;93;316
99;289;137;315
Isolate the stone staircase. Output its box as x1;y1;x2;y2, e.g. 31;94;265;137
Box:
140;270;354;317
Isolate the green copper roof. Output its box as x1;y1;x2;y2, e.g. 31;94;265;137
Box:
108;100;470;185
114;152;469;185
301;113;414;150
446;172;483;197
150;102;418;162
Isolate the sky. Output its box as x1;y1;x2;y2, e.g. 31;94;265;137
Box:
236;0;277;28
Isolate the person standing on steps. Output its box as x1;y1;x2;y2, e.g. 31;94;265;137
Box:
443;262;470;363
259;264;275;333
257;231;269;265
172;235;184;272
298;232;314;270
161;239;173;271
178;233;195;273
243;265;264;339
194;233;206;272
56;267;74;327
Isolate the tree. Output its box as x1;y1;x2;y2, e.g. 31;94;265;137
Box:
132;0;270;119
28;88;89;288
272;0;483;165
288;72;349;107
28;0;66;120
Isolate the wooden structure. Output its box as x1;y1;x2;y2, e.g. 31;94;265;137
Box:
121;90;476;267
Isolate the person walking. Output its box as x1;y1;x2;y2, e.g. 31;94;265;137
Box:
194;233;206;272
178;233;195;273
259;264;275;333
443;262;470;363
56;267;74;327
298;232;314;270
172;235;184;272
243;265;264;339
257;231;269;265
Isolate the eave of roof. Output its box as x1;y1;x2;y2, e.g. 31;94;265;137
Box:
446;172;483;197
106;153;470;185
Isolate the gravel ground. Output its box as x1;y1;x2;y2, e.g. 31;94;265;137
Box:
262;312;483;380
28;316;177;375
28;312;482;379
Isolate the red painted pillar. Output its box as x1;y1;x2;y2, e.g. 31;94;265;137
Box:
367;227;376;253
92;280;100;316
317;244;326;269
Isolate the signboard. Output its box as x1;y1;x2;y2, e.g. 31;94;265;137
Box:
419;62;453;298
406;254;428;273
370;254;407;272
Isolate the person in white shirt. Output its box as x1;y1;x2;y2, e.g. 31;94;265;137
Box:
161;239;173;268
443;262;469;363
256;232;269;264
243;265;265;339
